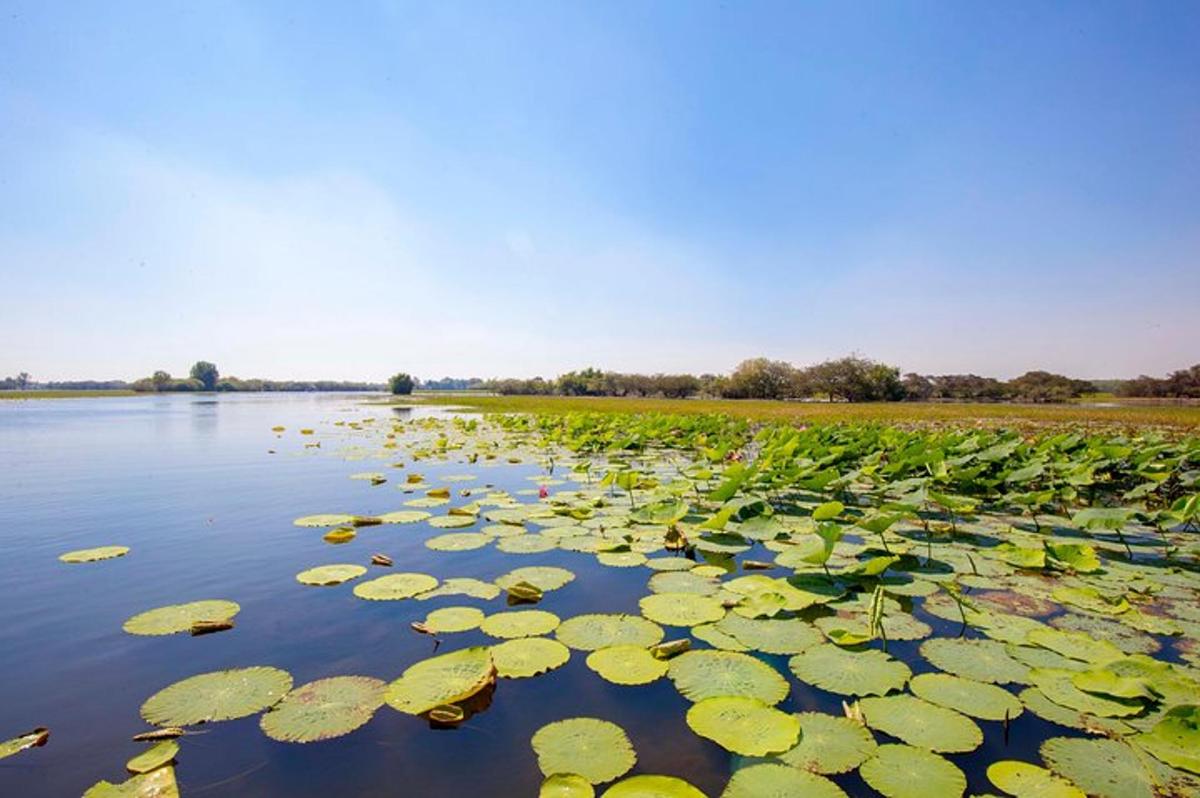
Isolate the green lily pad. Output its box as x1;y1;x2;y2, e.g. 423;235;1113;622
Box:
919;638;1030;685
352;572;439;600
909;673;1024;721
425;532;491;551
141;666;293;726
788;645;911;697
480;609;561;639
715;614;823;655
496;566;576;592
1040;737;1161;798
428;514;477;529
83;766;180;798
598;552;647;568
1017;687;1133;736
1027;628;1123;665
691;623;750;652
491;637;571;678
600;775;705;797
259;676;385;743
859;744;966;798
377;510;431;524
586;646;669;685
423;606;485;633
496;534;557;554
722;763;846;797
0;728;49;760
531;717;636;784
1135;704;1200;774
1028;668;1146;717
639;593;725;627
667;650;789;705
415;577;501;601
123;600;240;636
686;696;799;755
859;694;982;753
540;774;595;798
774;711;877;774
556;614;665;651
648;571;719;596
986;760;1085;798
296;564;367;586
125;740;178;774
384;647;495;715
293;514;357;528
59;546;129;563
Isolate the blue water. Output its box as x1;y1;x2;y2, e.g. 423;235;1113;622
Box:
0;394;1070;797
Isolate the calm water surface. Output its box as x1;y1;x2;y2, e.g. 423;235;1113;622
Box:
1;394;1066;796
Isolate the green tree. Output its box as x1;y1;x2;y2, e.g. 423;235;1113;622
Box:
151;370;172;391
723;358;796;399
189;361;219;391
389;373;415;395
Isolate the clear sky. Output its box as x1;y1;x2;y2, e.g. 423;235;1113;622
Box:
2;1;1197;382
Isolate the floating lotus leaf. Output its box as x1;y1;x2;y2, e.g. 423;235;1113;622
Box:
647;571;719;596
1041;737;1162;798
1028;668;1145;717
1008;643;1088;672
644;557;699;572
405;496;449;508
415;577;501;601
0;728;49;760
715;614;823;655
125;740;178;773
83;766;179;798
556;614;665;651
492;637;571;678
685;695;799;755
909;673;1023;721
59;546;129;563
919;638;1030;685
123;600;240;636
722;763;846;798
586;645;668;685
540;774;595;798
859;694;982;753
296;564;367;586
141;666;293;726
639;593;725;627
987;760;1085;798
424;606;485;633
1071;668;1158;701
1135;704;1200;774
352;572;438;600
384;647;495;714
1017;687;1132;736
531;717;636;784
425;532;491;551
259;676;385;743
667;650;788;704
598;552;647;568
859;744;966;798
1027;628;1123;664
1044;543;1102;573
377;510;431;524
600;775;705;797
1051;612;1160;655
480;609;561;638
774;711;877;774
293;514;357;528
497;534;557;554
496;566;576;592
428;514;477;529
788;645;910;697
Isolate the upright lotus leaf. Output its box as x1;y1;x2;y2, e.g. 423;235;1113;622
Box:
774;711;877;775
0;728;49;760
83;766;180;798
384;647;495;714
296;564;367;586
638;593;725;627
293;514;358;528
540;774;595;798
123;600;240;636
909;673;1024;721
667;650;789;704
352;573;439;600
1041;737;1162;798
859;744;966;798
496;566;576;592
586;645;668;685
415;577;501;601
125;740;178;774
859;694;982;753
1044;542;1102;573
423;606;485;633
721;763;847;798
531;717;636;784
788;645;911;697
480;609;560;639
141;666;293;726
919;638;1030;685
1135;705;1200;774
491;637;571;678
685;696;800;755
259;676;385;743
600;775;705;797
59;546;130;563
812;501;845;521
556;614;665;651
987;761;1085;798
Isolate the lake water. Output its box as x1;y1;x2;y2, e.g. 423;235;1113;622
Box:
0;394;1102;796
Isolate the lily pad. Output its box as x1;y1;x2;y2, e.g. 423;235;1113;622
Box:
540;774;595;798
531;717;636;784
123;600;240;636
496;566;576;592
1040;737;1161;798
83;767;180;798
556;614;665;651
919;638;1030;685
423;606;485;633
774;711;877;774
586;646;669;685
909;673;1024;721
639;593;725;627
0;728;49;760
859;694;982;753
788;645;911;697
497;534;557;554
59;546;129;563
721;764;847;798
125;740;178;773
415;577;501;601
352;573;439;600
685;695;799;755
715;614;823;655
859;744;966;798
1135;704;1200;774
296;564;367;586
425;532;491;551
667;650;789;705
377;510;431;524
600;775;705;797
987;760;1085;798
259;676;385;743
293;514;358;528
492;637;571;678
480;609;561;639
384;647;495;715
141;666;293;726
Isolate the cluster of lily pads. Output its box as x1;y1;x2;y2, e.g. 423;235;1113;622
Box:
26;410;1200;797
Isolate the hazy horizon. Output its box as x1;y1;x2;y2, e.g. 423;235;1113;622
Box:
3;2;1197;383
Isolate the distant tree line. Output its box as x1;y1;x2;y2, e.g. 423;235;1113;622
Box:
1118;364;1200;399
128;362;382;393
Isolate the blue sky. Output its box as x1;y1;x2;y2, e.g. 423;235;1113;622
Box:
2;1;1197;381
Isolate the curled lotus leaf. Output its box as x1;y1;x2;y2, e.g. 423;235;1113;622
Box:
425;532;491;551
540;774;595;798
423;606;485;633
531;717;636;784
859;694;982;753
141;666;293;726
586;645;668;685
123;600;240;636
480;609;561;639
600;775;705;797
83;766;180;798
59;546;129;563
774;711;877;775
495;566;576;592
556;614;665;651
909;673;1024;722
667;650;789;705
721;763;847;798
352;573;439;600
125;740;178;774
0;728;49;761
859;744;966;798
491;637;571;678
259;676;385;743
1041;736;1165;798
788;645;911;697
296;564;367;586
638;593;725;627
987;760;1085;798
384;647;495;715
919;638;1030;685
685;695;799;756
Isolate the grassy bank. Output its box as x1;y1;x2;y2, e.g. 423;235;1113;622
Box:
390;393;1200;429
0;389;138;400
